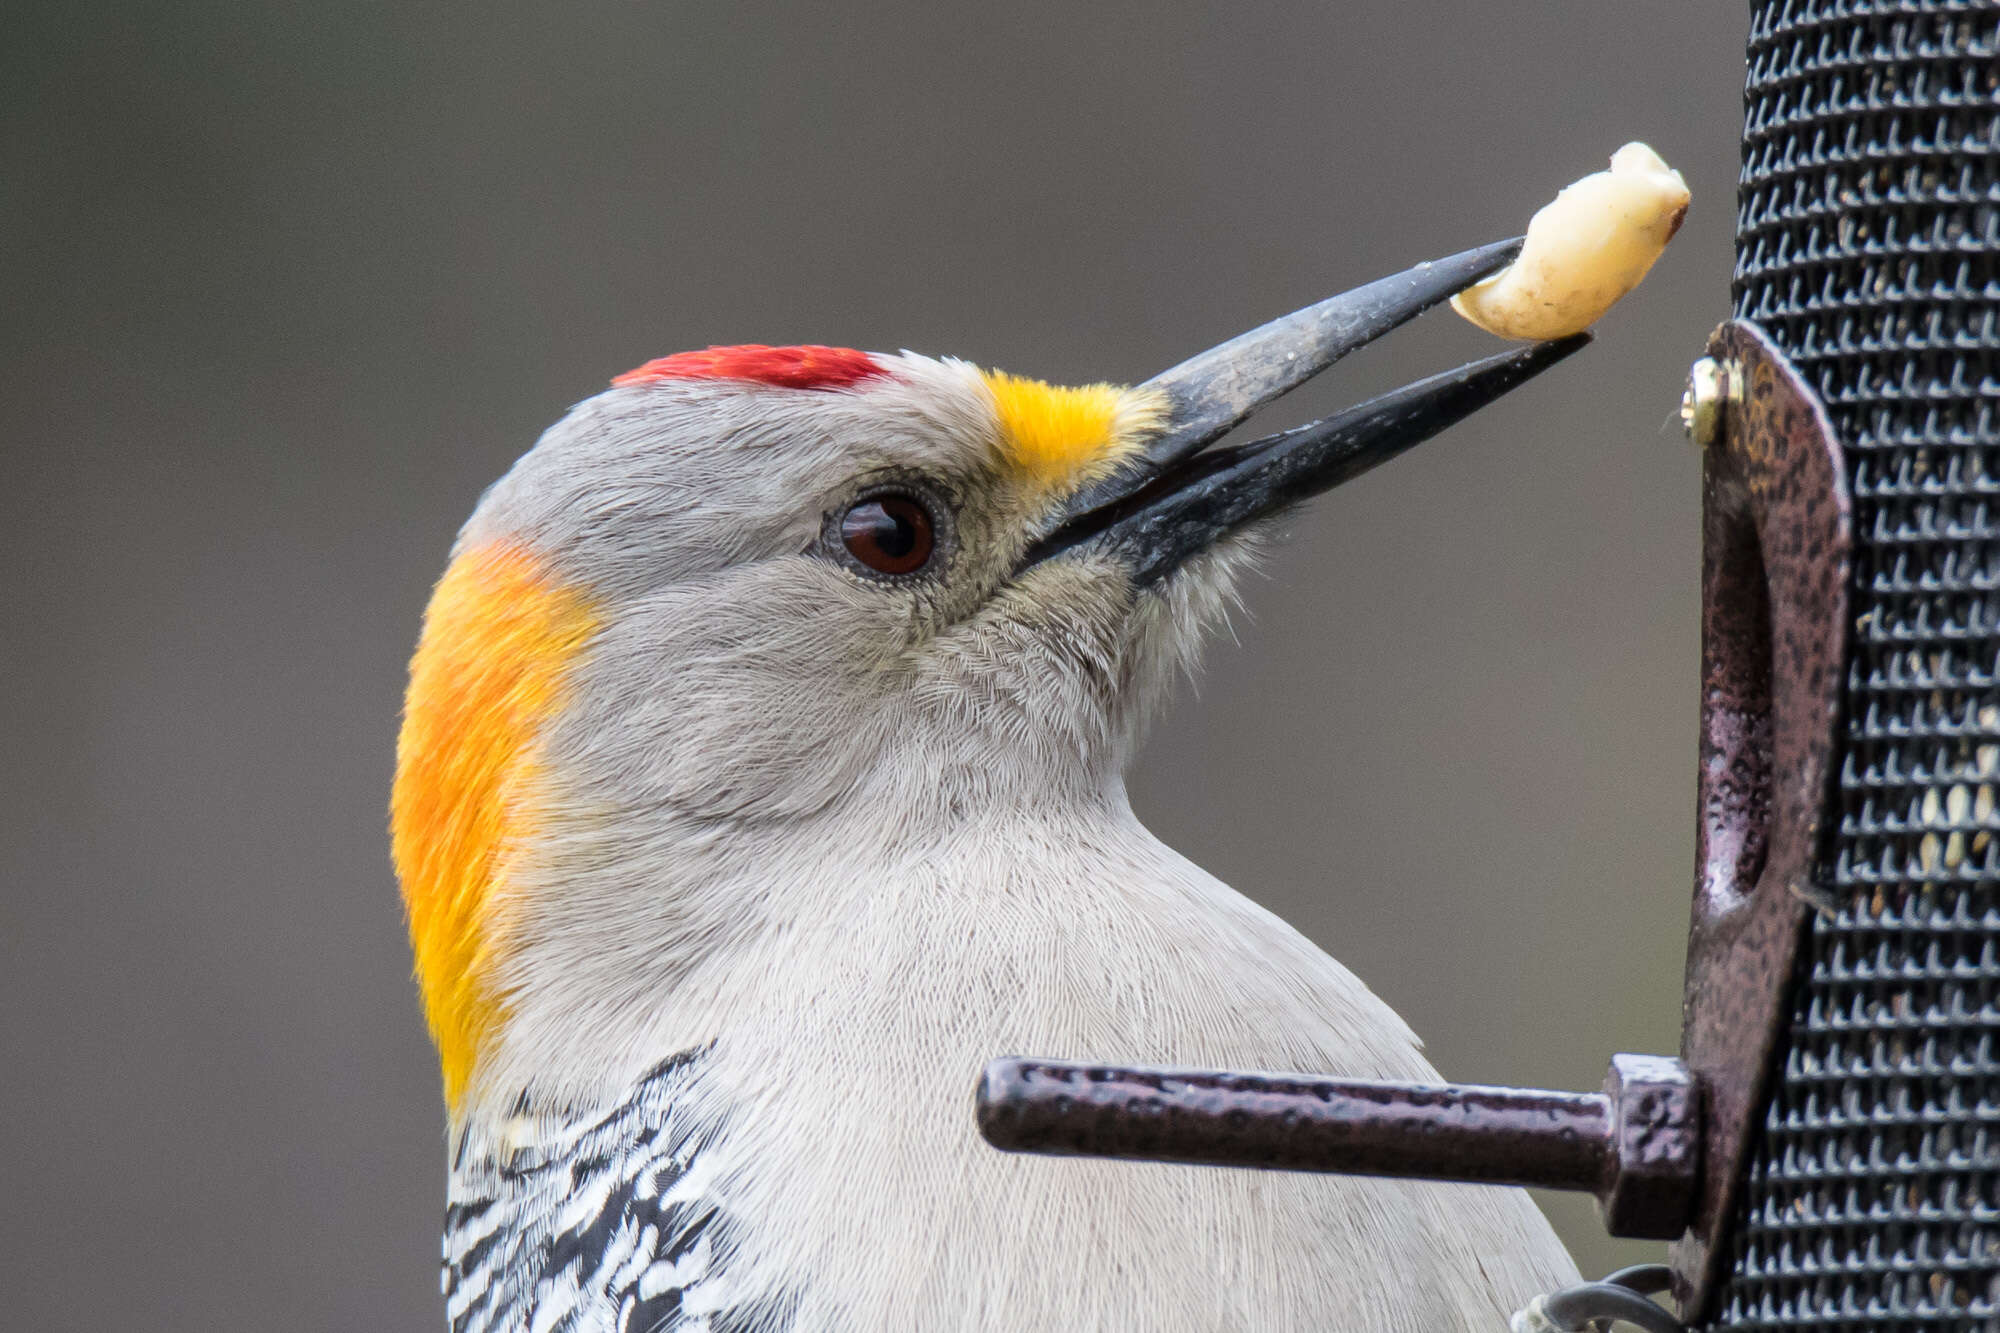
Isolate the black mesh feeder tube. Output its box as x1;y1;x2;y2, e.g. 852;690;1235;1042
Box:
1706;5;2000;1329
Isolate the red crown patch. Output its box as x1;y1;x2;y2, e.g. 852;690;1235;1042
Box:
613;344;886;391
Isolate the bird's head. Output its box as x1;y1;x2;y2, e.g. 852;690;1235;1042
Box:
391;242;1583;1110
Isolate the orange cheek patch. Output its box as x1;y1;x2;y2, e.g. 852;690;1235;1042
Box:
391;541;599;1109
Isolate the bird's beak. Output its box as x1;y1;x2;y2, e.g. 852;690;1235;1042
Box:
1021;238;1588;585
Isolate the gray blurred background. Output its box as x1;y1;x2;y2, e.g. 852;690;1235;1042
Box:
2;3;1744;1327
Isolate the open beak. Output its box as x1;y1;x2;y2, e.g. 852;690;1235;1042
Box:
1022;238;1588;584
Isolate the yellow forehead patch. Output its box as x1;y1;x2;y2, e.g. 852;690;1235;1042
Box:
981;371;1168;495
390;541;599;1110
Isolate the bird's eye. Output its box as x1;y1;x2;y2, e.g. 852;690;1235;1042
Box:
839;492;936;576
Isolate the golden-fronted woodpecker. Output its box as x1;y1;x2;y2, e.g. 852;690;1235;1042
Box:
392;244;1586;1332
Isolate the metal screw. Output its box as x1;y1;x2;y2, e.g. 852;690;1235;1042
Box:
1681;357;1737;447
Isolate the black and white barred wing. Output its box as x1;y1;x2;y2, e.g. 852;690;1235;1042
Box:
443;1052;760;1333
